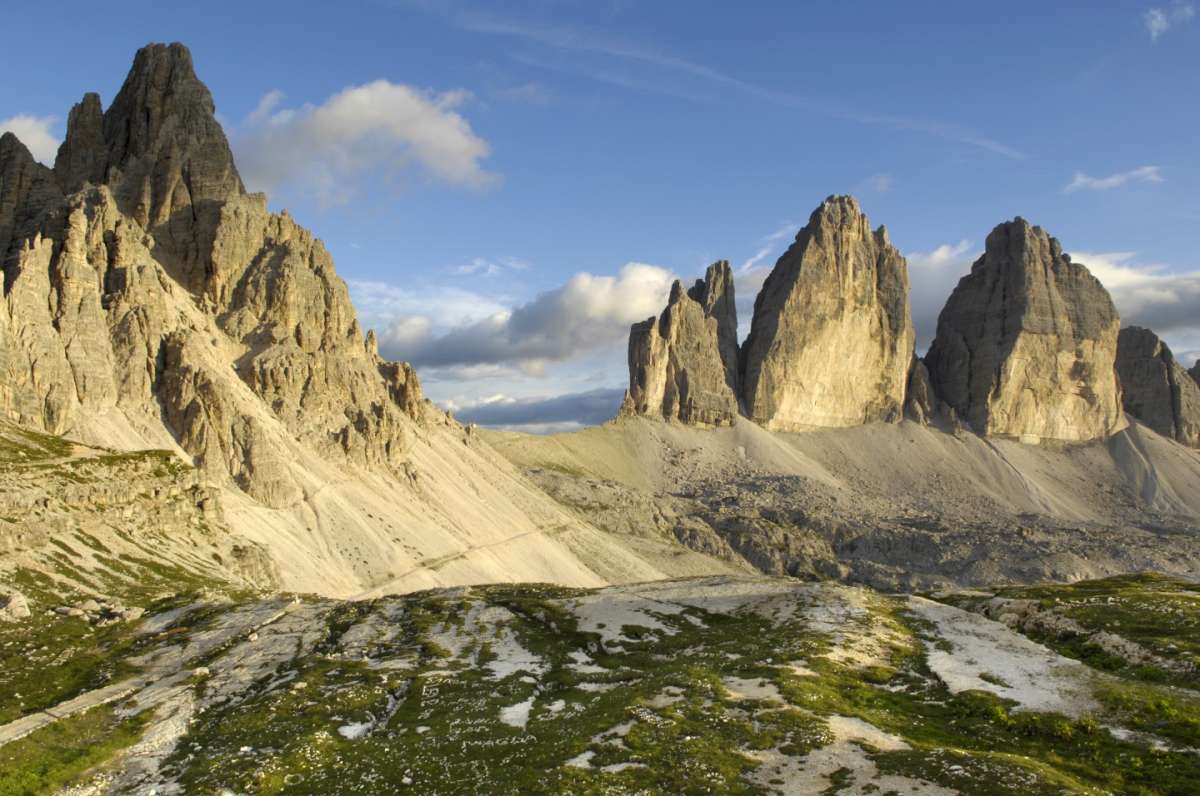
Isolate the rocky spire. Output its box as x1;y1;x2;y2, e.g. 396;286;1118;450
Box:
97;42;244;225
739;196;914;430
925;218;1124;443
622;260;740;425
1116;326;1200;448
53;92;106;192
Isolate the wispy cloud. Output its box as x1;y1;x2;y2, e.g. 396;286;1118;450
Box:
1064;165;1163;193
1145;2;1195;40
490;81;553;105
233;81;496;206
450;256;530;276
0;114;59;164
863;173;893;194
405;4;1024;159
739;222;796;273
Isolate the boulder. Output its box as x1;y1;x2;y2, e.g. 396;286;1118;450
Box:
623;261;740;425
1116;326;1200;447
0;590;30;622
740;196;914;430
925;218;1124;443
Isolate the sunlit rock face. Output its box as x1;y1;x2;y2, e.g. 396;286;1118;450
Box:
925;218;1124;444
739;196;914;430
623;260;741;426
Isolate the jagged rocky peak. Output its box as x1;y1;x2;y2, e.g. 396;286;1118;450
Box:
622;260;740;426
1116;326;1200;448
0;42;428;508
740;195;914;430
57;43;244;212
925;218;1124;444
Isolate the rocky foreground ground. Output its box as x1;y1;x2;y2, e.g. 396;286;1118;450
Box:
1;571;1198;795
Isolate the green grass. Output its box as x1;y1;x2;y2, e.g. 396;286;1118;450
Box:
0;705;150;796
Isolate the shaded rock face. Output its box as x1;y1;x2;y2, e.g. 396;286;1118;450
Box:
925;219;1124;444
1191;361;1200;387
740;196;914;430
1116;327;1200;448
0;133;62;262
0;43;426;505
904;357;939;424
623;261;740;425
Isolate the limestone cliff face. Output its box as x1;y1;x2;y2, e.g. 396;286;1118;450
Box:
0;43;424;507
1116;326;1200;448
925;218;1124;443
740;196;914;430
623;261;740;426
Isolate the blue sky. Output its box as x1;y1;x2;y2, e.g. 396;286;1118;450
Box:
3;0;1198;430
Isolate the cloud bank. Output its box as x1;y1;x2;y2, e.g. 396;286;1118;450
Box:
449;388;625;432
235;81;495;205
364;263;676;372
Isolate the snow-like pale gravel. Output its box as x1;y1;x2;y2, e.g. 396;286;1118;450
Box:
908;596;1097;716
499;696;535;728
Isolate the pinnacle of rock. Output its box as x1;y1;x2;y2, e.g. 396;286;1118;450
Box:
739;195;914;430
53;92;106;192
1116;326;1200;448
904;356;939;424
623;260;740;425
925;218;1124;443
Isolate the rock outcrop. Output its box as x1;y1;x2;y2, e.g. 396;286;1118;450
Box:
925;218;1124;443
1116;327;1200;448
622;261;740;425
740;196;914;430
1191;361;1200;386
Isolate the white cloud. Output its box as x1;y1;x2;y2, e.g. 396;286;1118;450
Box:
1064;166;1163;193
0;114;59;164
1145;2;1195;40
364;262;676;370
1069;252;1200;345
906;240;979;351
234;81;495;205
